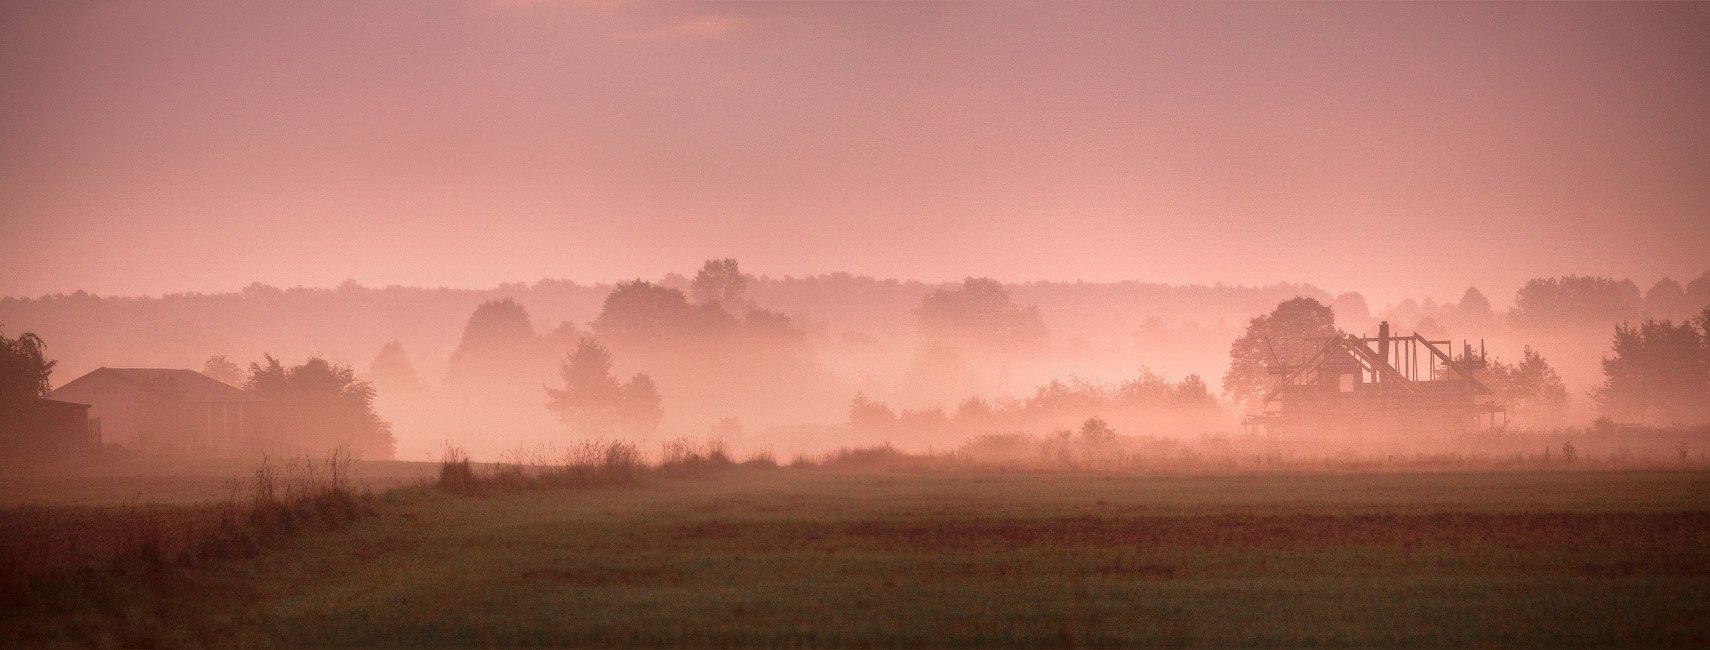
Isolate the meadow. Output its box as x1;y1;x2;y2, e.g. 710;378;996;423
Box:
3;456;1708;648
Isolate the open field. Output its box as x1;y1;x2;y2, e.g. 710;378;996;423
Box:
0;453;439;507
5;464;1709;647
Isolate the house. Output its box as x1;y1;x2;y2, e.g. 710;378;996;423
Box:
0;398;95;456
1245;321;1506;436
48;368;262;455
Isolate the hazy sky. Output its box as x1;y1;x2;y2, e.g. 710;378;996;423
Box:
2;1;1706;306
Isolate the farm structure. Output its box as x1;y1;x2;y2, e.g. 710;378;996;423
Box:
1246;321;1505;435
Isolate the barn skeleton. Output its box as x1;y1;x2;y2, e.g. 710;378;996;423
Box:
1245;321;1506;435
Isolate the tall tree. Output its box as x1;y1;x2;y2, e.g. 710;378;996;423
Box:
545;337;663;437
246;355;395;459
617;374;664;437
1643;278;1690;320
0;329;56;445
446;298;542;388
1482;346;1569;424
1592;311;1710;424
1223;297;1337;408
848;392;896;431
690;258;751;308
1457;287;1494;323
592;280;717;344
0;329;54;404
1512;275;1643;328
545;338;624;435
367;340;425;394
914;277;1048;353
202;354;246;386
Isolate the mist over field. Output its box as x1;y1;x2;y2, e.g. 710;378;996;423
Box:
6;265;1709;462
3;1;1709;647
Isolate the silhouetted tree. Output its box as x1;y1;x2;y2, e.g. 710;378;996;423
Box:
1512;275;1643;328
1170;374;1220;412
1079;417;1116;443
897;407;948;432
848;392;896;431
1687;271;1710;309
367;341;425;395
1592;309;1710;424
1331;292;1372;329
914;277;1048;353
1414;315;1448;339
0;329;53;403
545;338;623;435
202;355;246;386
447;298;542;388
952;396;993;428
545;337;663;437
246;355;395;459
1457;287;1493;323
592;280;720;343
1;329;56;443
1223;297;1337;408
1482;347;1569;424
690;258;751;308
618;373;664;437
1644;278;1690;320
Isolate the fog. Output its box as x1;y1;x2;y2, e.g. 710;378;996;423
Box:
5;263;1707;463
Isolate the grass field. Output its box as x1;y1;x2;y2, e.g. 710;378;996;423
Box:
5;464;1710;647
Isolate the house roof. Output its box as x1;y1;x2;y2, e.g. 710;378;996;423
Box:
52;367;262;403
32;397;92;411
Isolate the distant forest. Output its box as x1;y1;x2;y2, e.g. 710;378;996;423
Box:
4;270;1705;383
3;265;1707;461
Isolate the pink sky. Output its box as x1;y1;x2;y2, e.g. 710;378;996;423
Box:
2;1;1706;306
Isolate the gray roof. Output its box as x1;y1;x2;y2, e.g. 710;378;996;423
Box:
53;367;262;403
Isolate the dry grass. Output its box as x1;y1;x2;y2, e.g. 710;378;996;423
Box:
7;467;1704;647
0;450;369;601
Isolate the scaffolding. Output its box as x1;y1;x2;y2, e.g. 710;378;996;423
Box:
1244;321;1506;435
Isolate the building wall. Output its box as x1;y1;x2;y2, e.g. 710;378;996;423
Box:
47;374;257;454
47;373;144;447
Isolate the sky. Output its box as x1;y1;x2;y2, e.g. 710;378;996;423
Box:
2;0;1707;307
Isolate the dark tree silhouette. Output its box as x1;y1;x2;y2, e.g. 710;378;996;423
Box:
0;329;54;403
1481;347;1569;423
368;341;426;395
1170;374;1220;411
1;329;56;445
690;258;751;308
1592;309;1710;424
447;298;542;387
1687;271;1710;309
545;337;662;437
914;277;1048;353
1457;287;1493;323
1330;292;1372;328
592;281;720;343
1512;275;1643;328
202;354;246;386
246;355;395;459
1644;278;1691;320
618;374;663;437
1223;297;1337;408
848;391;896;431
1079;417;1116;443
545;338;623;434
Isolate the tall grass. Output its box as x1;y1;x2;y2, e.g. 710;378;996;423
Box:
0;449;367;599
435;436;747;494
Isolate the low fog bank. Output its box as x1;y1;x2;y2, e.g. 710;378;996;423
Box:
5;262;1709;463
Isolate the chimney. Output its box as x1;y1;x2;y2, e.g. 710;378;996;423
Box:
1376;321;1391;381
